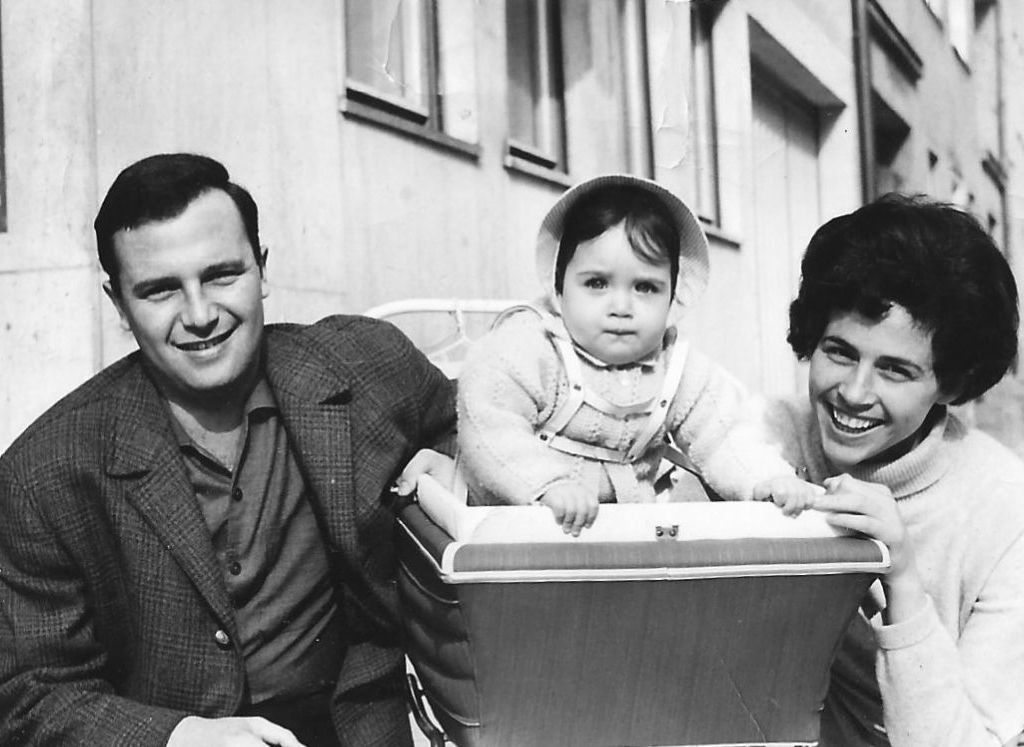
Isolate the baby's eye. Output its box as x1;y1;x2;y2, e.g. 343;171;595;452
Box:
635;281;662;294
583;277;607;290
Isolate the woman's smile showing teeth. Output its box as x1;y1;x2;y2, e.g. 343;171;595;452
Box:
830;405;882;433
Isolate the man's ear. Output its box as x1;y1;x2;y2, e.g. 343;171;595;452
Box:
102;280;131;331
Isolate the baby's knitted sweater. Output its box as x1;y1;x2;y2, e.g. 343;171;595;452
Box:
457;310;793;505
762;397;1024;747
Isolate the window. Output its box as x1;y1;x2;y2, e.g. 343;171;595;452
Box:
505;0;652;179
342;0;479;150
689;0;720;225
506;0;565;170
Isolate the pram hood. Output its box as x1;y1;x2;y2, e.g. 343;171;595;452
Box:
535;173;710;320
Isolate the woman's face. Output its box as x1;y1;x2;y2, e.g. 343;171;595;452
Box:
808;305;953;473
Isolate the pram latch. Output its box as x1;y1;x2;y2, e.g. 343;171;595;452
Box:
654;524;679;540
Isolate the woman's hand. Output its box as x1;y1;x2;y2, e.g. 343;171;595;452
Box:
540;482;599;537
753;475;825;516
813;473;928;624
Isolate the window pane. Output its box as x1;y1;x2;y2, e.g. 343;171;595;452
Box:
437;0;479;142
690;1;719;222
345;0;429;112
560;0;650;176
506;0;564;167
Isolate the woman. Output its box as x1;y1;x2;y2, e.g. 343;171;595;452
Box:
762;194;1024;745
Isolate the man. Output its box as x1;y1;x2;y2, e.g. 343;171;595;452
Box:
0;154;455;746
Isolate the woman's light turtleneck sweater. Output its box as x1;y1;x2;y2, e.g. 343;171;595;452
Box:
763;396;1024;746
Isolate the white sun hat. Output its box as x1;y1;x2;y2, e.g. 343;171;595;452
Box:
535;173;710;309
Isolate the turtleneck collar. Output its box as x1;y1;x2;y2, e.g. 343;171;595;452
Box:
844;406;953;499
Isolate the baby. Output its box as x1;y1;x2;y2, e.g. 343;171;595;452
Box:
453;174;816;533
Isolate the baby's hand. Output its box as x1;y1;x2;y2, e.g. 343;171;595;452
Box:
753;475;824;517
540;483;599;536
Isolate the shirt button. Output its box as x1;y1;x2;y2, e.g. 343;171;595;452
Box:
214;629;231;648
228;561;242;576
231;487;243;502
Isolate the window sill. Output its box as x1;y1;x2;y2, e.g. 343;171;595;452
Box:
503;152;572;188
340;95;481;161
700;219;742;250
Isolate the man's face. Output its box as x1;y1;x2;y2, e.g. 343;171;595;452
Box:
104;189;269;409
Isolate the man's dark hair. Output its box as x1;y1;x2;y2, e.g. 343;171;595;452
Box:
95;153;262;293
788;193;1019;404
554;185;680;295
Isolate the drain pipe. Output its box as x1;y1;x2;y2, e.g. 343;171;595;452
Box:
851;0;875;203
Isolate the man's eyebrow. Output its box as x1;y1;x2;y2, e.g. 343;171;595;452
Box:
131;276;179;296
202;260;248;275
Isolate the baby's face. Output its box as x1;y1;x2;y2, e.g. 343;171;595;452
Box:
558;222;673;366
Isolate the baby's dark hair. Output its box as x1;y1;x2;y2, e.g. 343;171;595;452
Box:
554;185;680;294
788;193;1018;404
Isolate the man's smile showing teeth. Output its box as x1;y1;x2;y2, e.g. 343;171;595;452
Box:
175;328;234;352
830;405;882;433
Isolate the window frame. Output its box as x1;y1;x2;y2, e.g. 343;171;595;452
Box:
505;0;568;174
504;0;654;183
689;0;721;227
340;0;481;159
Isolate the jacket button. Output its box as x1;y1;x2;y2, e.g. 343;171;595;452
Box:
214;629;231;648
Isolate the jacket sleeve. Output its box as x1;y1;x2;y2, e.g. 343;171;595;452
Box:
0;460;185;746
457;315;583;505
666;347;796;500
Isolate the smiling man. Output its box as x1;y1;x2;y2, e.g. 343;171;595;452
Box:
0;154;455;746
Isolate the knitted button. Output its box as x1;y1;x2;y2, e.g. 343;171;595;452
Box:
214;629;231;648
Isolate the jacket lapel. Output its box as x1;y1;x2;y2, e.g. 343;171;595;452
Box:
104;365;236;632
262;332;358;561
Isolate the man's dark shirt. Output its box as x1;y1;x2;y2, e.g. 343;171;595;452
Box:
172;379;345;704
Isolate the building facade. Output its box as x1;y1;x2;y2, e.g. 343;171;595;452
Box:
0;0;1021;452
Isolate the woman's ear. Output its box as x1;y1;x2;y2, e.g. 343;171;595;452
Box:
936;374;965;406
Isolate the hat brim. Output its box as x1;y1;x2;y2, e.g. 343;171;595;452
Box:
536;174;710;309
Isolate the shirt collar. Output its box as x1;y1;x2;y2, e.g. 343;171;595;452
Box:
169;377;278;448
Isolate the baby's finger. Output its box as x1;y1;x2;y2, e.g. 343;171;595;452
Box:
547;502;567;528
567;506;588;537
583;502;599;528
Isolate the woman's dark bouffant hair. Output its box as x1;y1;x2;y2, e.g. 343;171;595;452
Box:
788;193;1019;405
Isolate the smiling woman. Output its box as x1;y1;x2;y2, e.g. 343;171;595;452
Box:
756;194;1024;746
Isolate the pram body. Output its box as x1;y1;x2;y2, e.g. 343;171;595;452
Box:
398;477;889;747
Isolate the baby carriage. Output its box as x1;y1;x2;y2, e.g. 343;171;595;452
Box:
367;300;890;747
